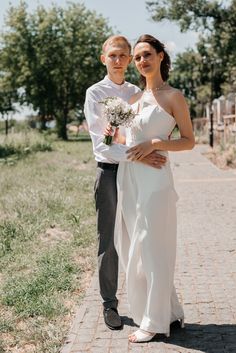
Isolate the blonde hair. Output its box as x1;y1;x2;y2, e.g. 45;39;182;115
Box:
102;35;131;54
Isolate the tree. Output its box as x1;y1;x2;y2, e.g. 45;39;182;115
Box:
146;0;236;115
0;86;16;136
0;59;17;135
1;2;113;139
169;50;204;117
146;0;235;33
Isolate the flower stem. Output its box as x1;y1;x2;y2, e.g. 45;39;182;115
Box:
103;135;113;145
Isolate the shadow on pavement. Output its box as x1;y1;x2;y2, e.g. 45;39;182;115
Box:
157;323;236;353
120;318;236;352
120;315;138;328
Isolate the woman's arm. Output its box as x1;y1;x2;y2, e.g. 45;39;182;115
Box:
126;90;195;161
104;124;167;168
155;90;195;151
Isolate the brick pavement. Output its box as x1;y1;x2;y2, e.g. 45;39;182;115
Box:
61;145;236;353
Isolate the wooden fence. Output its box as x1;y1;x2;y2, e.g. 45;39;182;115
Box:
193;92;236;145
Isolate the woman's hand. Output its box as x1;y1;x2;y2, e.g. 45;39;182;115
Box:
126;140;159;161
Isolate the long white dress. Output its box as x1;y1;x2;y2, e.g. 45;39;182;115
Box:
114;97;184;335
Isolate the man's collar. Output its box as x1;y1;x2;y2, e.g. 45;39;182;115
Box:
104;75;128;89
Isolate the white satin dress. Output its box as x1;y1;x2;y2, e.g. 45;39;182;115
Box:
114;97;184;335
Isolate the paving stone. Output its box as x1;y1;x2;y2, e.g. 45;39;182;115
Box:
128;346;147;352
92;338;111;347
70;342;90;352
89;348;110;353
110;346;128;353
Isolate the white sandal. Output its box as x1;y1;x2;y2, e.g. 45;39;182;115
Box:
128;329;156;343
128;319;185;343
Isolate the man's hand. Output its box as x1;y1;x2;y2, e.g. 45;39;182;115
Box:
139;151;166;169
104;124;125;144
104;123;114;136
126;141;155;161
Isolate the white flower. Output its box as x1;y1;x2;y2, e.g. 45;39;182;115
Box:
99;96;135;127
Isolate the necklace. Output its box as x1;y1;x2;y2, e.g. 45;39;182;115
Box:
144;81;166;93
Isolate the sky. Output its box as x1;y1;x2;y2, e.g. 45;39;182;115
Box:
1;0;199;119
1;0;199;55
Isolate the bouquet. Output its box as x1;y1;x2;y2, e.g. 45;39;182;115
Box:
99;96;135;145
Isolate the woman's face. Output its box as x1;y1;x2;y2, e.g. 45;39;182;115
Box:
133;42;163;78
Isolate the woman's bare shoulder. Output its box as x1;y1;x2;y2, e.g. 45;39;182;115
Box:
167;86;188;112
129;91;143;105
167;86;184;99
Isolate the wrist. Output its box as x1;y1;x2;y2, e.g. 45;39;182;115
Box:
151;139;161;150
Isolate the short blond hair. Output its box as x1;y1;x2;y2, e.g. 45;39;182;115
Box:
102;35;131;54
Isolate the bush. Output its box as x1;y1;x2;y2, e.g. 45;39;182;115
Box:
0;131;52;161
0;221;25;256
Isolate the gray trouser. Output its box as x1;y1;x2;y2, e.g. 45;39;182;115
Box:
94;165;118;309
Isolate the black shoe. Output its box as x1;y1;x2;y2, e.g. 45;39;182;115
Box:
170;318;185;329
103;308;122;330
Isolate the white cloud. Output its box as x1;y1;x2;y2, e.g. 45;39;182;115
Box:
164;41;177;55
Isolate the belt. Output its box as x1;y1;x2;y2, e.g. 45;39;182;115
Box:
97;162;118;171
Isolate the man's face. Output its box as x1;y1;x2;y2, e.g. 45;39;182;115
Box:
101;43;132;76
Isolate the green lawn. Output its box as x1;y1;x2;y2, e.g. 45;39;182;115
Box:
0;133;97;353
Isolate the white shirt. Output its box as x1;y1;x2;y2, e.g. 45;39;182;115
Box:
84;75;140;163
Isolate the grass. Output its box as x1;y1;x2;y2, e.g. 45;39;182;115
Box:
0;133;97;353
193;128;209;144
190;126;236;169
0;131;53;163
204;142;236;169
2;246;77;317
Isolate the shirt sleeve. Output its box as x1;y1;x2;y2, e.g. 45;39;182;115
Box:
84;89;129;162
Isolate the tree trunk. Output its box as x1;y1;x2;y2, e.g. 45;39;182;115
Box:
40;115;47;130
56;110;68;140
5;116;8;136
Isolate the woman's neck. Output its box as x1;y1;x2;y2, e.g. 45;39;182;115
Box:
145;76;164;91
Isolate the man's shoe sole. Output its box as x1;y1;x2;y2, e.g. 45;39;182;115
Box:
104;322;123;330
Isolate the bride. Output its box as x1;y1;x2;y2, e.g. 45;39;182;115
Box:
107;34;195;343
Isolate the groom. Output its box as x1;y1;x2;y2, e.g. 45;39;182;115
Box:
84;35;166;330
